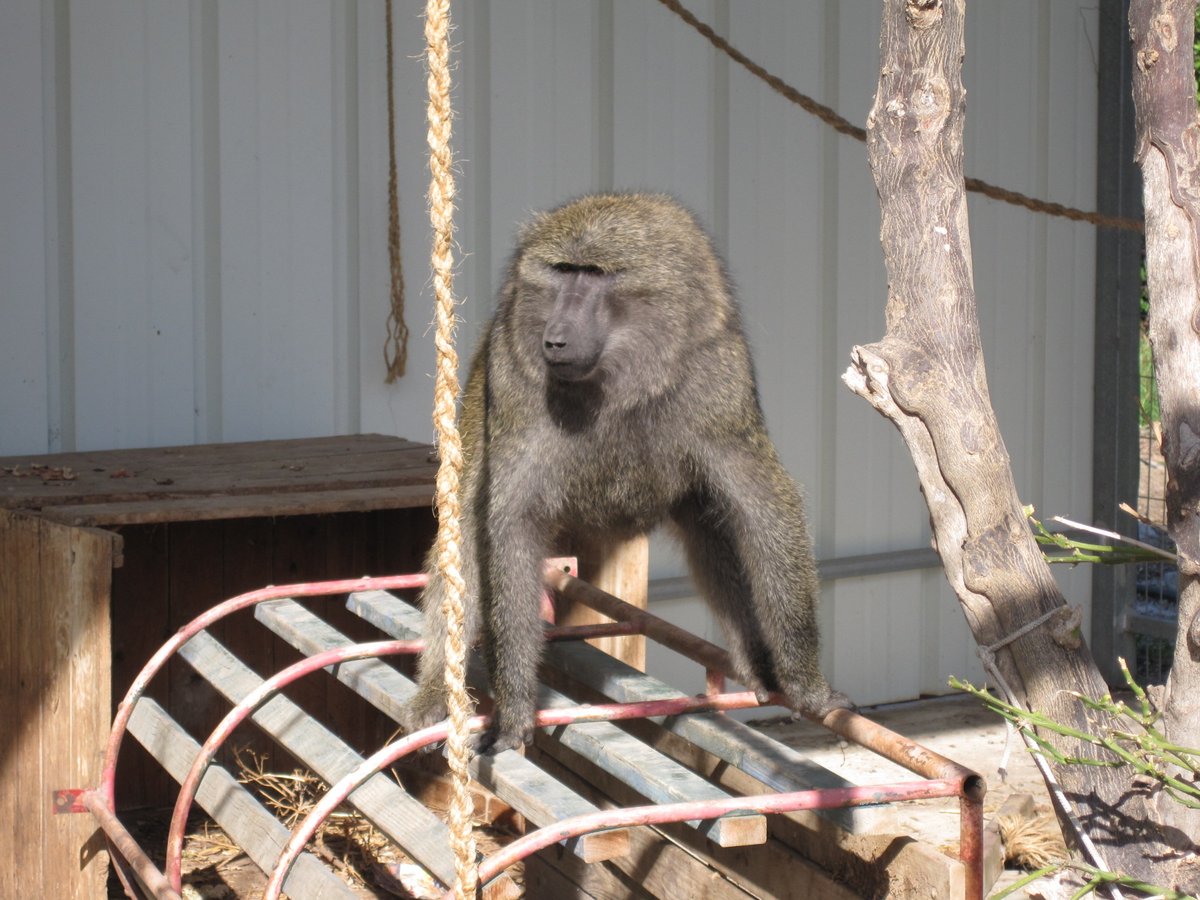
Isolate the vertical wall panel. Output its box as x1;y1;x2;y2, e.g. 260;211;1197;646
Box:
70;2;196;450
354;0;447;445
612;2;724;231
217;0;339;442
0;1;51;453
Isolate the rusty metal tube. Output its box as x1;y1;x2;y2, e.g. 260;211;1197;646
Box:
82;790;183;900
960;792;986;900
467;777;967;898
164;638;425;891
263;689;772;899
548;569;986;795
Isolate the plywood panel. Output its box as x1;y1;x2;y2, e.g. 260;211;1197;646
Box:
110;523;173;809
0;509;116;899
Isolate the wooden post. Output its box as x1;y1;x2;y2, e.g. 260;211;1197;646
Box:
1;509;119;900
558;535;649;671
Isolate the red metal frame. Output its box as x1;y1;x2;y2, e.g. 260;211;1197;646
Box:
83;563;986;900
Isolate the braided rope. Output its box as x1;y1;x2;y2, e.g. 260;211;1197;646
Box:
424;1;476;896
655;0;1143;233
383;0;409;383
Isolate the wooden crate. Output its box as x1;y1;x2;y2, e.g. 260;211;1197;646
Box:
0;434;438;899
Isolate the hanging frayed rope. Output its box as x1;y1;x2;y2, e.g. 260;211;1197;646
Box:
384;0;409;383
424;0;476;897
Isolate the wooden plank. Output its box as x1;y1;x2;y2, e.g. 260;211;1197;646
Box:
215;516;306;777
40;515;116;900
0;434;436;523
349;590;766;848
40;483;436;527
525;847;655;900
255;598;628;864
111;524;173;809
527;747;764;900
560;534;648;670
166;522;228;764
542;636;894;832
0;433;419;480
529;743;862;900
0;509;116;900
127;698;355;899
2;510;44;899
174;629;471;894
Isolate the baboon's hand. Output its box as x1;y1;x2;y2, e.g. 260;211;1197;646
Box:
787;683;856;721
473;718;533;756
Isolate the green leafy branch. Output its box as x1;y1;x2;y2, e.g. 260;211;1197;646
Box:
991;860;1198;900
1026;506;1175;566
950;661;1200;810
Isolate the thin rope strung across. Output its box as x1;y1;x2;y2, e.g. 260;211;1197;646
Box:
654;0;1142;233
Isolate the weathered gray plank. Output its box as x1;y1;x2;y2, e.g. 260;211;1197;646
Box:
254;598;628;864
348;590;766;847
541;638;895;832
127;698;353;899
175;629;461;890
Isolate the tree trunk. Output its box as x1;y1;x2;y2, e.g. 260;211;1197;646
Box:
844;0;1196;889
1129;0;1200;857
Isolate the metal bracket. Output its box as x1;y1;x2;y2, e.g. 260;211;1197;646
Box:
53;789;88;815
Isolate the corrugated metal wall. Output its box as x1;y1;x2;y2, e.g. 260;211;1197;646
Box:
0;0;1098;705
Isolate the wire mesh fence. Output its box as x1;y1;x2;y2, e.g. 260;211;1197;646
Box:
1134;338;1176;685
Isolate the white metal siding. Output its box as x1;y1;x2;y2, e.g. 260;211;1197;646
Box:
0;0;1098;705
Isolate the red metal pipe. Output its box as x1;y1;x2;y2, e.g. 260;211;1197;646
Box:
547;570;985;790
544;567;988;892
263;690;772;899
161;618;634;888
92;562;986;900
97;574;430;814
164;638;424;891
467;777;968;898
92;574;426;897
960;792;986;900
82;790;183;900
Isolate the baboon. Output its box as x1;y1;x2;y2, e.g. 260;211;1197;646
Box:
402;193;848;754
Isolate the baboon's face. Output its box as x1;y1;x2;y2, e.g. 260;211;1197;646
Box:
539;264;615;382
510;194;727;399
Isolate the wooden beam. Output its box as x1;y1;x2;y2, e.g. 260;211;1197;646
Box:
559;534;649;671
127;698;355;899
0;509;117;900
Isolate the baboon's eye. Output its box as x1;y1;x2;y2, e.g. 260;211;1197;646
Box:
550;261;607;276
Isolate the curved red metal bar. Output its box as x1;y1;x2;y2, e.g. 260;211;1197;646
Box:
468;777;969;898
263;690;770;899
162;620;636;888
97;574;432;814
163;638;424;890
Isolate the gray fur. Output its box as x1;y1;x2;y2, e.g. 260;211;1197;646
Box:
401;193;847;754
